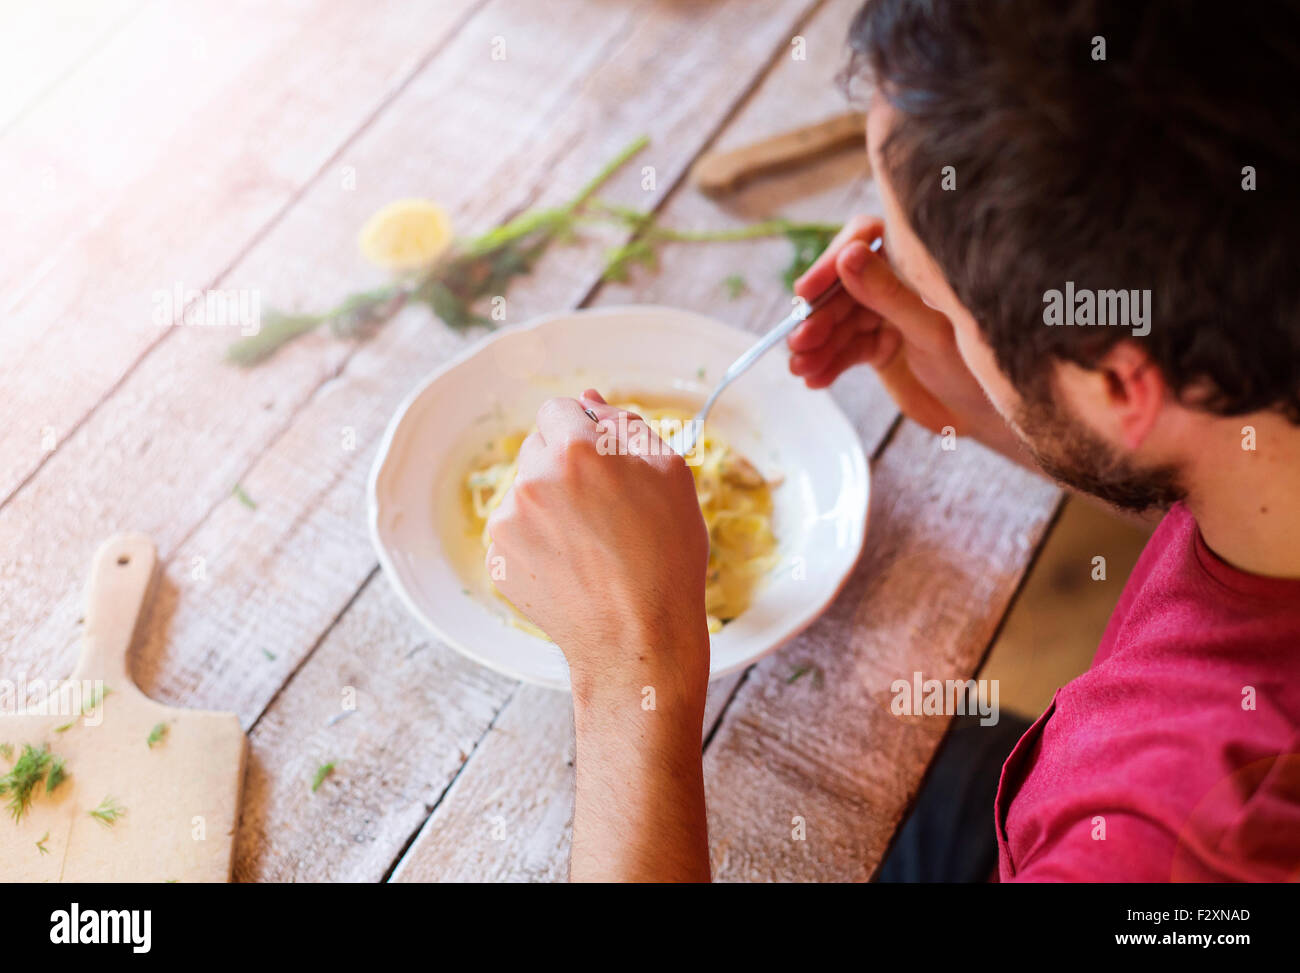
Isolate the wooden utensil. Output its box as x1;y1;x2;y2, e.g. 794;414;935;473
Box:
0;533;246;882
691;111;866;195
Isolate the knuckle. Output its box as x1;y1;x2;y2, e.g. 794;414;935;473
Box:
553;436;596;472
510;476;537;506
664;449;690;478
535;396;571;425
484;507;510;542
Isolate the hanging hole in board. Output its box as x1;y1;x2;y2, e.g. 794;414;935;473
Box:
117;555;130;565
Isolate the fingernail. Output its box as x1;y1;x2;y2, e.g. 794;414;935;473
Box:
581;388;607;404
841;241;870;273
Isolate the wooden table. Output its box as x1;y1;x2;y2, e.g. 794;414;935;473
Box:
2;0;1062;881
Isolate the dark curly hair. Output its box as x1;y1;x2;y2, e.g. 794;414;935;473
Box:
849;0;1300;422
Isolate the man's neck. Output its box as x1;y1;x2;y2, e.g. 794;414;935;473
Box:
1183;411;1300;579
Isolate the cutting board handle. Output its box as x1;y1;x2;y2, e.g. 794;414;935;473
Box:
72;532;158;693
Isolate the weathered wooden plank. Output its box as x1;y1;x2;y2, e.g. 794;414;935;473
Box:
388;0;902;882
234;574;516;882
0;0;658;684
3;0;830;881
388;674;744;883
192;0;839;881
0;0;485;504
703;423;1061;882
0;0;145;133
132;0;818;718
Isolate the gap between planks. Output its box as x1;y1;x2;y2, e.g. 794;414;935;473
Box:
228;0;856;881
0;0;494;517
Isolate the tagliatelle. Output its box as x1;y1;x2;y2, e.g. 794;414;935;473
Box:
464;403;779;639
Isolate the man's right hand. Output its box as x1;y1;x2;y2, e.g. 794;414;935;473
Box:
787;215;1010;447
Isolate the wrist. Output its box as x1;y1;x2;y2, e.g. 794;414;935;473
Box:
568;622;710;721
571;663;707;790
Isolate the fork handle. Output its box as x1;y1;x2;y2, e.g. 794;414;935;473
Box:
684;281;845;453
720;280;844;386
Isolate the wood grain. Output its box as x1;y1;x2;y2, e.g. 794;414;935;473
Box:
218;0;840;880
0;0;486;505
4;0;827;880
137;0;823;722
0;0;145;134
1;0;664;687
4;0;1069;884
388;0;900;883
234;574;514;882
389;674;744;883
703;422;1061;882
0;534;245;883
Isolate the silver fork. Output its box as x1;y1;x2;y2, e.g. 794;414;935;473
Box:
670;236;879;458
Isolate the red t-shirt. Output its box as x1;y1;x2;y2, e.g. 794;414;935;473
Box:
996;502;1300;881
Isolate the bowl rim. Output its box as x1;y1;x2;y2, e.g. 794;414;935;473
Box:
367;303;870;690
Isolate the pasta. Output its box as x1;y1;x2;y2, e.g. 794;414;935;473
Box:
464;402;779;637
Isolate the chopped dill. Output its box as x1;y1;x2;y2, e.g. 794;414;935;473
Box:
89;796;126;827
232;483;258;510
45;757;67;794
786;663;825;688
53;721;74;734
311;762;335;793
722;273;748;299
781;225;839;290
262;648;277;661
1;744;52;821
36;832;50;855
147;723;168;748
0;743;11;762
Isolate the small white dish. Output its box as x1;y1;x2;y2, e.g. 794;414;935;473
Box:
368;305;870;690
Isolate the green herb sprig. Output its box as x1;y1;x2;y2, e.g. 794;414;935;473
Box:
0;744;52;821
228;135;841;366
722;274;748;299
89;796;126;827
45;757;67;794
596;205;839;288
311;762;335;793
232;483;257;510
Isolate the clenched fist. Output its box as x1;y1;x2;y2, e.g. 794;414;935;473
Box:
485;389;711;703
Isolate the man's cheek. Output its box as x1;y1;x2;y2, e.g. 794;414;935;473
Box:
953;319;1019;417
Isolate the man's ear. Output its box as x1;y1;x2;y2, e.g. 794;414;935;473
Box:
1097;341;1166;451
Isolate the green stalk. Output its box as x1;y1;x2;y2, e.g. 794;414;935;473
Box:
459;134;649;259
650;219;842;243
567;134;650;211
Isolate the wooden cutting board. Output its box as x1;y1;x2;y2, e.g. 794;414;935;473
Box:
0;533;246;882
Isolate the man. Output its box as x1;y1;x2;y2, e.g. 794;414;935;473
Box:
484;0;1300;881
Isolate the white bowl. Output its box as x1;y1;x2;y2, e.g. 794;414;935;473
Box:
368;305;869;690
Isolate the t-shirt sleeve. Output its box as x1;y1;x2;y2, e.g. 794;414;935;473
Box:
1006;812;1181;882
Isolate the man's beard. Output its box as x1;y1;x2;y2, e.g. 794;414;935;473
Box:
1013;393;1186;514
